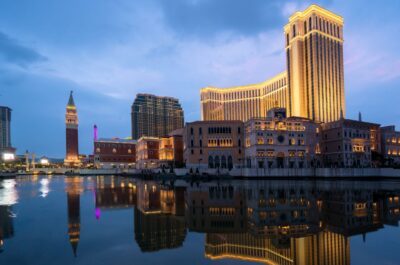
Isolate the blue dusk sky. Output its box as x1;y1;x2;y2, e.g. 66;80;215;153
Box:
1;0;400;158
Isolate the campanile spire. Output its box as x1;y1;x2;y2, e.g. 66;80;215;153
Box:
64;90;80;166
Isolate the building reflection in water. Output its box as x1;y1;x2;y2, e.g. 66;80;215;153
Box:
0;179;17;253
186;180;400;265
0;205;14;253
65;177;84;257
134;180;187;252
94;176;136;215
61;176;400;264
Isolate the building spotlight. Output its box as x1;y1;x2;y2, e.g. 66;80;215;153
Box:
2;153;15;161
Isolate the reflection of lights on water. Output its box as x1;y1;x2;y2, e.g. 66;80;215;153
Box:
8;209;16;218
0;179;18;206
2;180;16;190
39;178;50;198
95;208;101;220
40;179;49;186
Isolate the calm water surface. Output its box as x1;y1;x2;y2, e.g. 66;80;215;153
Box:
0;175;400;265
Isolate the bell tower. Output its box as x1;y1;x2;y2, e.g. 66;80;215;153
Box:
64;91;80;166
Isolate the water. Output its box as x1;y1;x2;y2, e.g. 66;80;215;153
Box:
0;175;400;265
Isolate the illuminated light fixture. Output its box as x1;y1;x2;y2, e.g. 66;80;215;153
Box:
2;153;15;161
40;158;50;165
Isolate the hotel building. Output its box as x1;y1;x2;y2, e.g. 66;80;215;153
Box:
131;94;184;140
201;5;345;123
244;108;321;169
183;120;244;170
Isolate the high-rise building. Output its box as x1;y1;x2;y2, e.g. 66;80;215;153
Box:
285;4;345;122
64;91;80;166
201;5;345;123
0;106;12;150
131;94;184;140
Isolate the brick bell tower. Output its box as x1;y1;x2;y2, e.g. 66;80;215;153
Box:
64;91;80;166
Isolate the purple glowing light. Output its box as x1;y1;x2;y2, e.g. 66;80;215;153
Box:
95;208;101;220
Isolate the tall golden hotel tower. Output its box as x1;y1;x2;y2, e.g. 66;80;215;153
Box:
201;5;345;123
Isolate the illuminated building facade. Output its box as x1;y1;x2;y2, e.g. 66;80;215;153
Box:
284;4;345;122
131;94;184;140
380;125;400;165
159;128;184;168
183;120;244;170
136;136;160;169
201;73;288;122
320;118;380;167
244;108;321;169
201;5;345;123
94;138;137;168
64;91;80;166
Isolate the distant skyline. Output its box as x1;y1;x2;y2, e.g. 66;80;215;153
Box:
1;0;400;157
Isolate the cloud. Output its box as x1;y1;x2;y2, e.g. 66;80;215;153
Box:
0;31;47;67
155;0;286;37
281;1;312;17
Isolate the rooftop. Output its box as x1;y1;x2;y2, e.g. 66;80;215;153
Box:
96;138;137;144
201;72;287;93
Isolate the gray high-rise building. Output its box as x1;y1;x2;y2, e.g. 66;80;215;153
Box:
0;106;12;150
131;94;184;140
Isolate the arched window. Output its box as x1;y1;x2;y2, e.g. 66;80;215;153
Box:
309;17;312;31
292;25;296;37
228;156;233;170
208;156;214;168
221;156;227;168
215;156;220;168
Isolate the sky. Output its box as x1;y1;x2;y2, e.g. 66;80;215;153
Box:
1;0;400;158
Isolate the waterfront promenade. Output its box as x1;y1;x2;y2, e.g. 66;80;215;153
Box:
3;167;400;178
